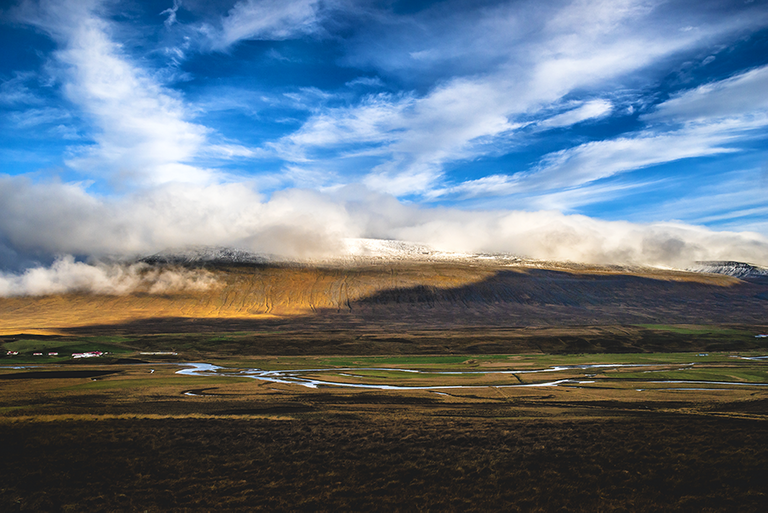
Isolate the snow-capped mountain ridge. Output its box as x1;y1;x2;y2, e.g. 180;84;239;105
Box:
337;238;520;263
140;239;524;266
688;261;768;279
141;246;272;265
139;240;766;275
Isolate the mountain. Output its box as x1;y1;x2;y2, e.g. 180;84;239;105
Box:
2;246;767;337
138;239;523;266
689;261;768;280
140;246;272;265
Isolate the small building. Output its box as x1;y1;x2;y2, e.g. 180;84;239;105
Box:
72;351;105;359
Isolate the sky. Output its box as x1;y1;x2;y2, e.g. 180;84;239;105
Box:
1;0;768;282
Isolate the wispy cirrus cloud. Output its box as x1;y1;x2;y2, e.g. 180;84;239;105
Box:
160;0;181;28
527;124;742;191
427;61;768;204
208;0;324;50
0;71;44;105
632;166;768;233
510;65;768;197
273;0;767;197
646;64;768;123
539;99;613;128
14;0;224;185
429;119;751;202
9;107;71;128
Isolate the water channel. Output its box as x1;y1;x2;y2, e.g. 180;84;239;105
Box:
176;360;768;391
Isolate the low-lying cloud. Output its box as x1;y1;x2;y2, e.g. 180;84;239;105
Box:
0;255;218;297
1;177;766;297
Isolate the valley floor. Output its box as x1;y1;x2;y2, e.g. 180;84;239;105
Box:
2;346;768;511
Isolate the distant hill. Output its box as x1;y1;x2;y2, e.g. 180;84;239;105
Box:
689;261;768;280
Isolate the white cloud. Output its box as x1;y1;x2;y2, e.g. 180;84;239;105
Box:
0;176;358;261
540;99;613;128
646;64;768;122
0;255;217;296
1;176;766;277
390;211;768;269
9;107;71;128
0;72;43;105
160;0;181;28
272;0;756;197
17;0;213;185
527;123;742;190
414;118;751;201
274;77;523;195
345;76;384;88
203;143;260;159
524;179;662;212
426;174;520;200
212;0;322;50
489;64;768;202
631;167;768;228
362;163;443;197
273;93;415;161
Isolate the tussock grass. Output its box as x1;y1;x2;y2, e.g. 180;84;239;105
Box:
1;416;767;512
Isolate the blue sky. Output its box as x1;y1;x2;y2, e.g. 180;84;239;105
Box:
1;0;768;272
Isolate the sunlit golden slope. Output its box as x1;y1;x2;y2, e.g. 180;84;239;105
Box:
0;261;752;335
0;263;490;333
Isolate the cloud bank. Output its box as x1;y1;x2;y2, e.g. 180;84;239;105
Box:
0;255;218;297
0;177;766;285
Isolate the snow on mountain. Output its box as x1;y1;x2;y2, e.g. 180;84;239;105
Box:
140;239;523;266
688;261;768;279
141;246;272;265
335;238;520;264
139;241;765;276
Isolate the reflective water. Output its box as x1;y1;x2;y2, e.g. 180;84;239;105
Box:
175;361;768;391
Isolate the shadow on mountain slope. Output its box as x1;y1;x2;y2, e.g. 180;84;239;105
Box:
61;268;768;330
38;267;767;355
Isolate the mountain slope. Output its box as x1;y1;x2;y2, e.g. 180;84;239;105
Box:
689;261;768;280
2;258;765;335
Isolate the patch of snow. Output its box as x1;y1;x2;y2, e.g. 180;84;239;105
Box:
688;261;768;279
141;246;271;265
138;239;525;266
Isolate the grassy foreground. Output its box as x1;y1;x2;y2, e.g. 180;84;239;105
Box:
1;347;768;511
2;416;767;512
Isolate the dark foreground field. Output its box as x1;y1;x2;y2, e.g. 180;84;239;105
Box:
3;344;768;511
2;414;767;512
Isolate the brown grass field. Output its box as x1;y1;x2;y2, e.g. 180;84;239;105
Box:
2;349;768;512
2;262;768;511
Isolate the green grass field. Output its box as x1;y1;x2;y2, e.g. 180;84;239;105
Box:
2;337;768;512
2;337;133;362
636;324;751;333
